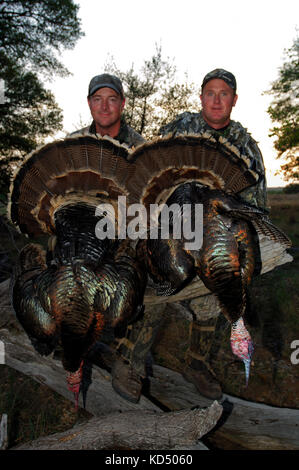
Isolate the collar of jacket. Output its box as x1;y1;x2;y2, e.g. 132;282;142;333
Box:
89;117;129;144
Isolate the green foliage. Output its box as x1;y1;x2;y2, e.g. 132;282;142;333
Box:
283;183;299;194
0;0;84;199
105;45;200;139
266;36;299;182
0;0;83;77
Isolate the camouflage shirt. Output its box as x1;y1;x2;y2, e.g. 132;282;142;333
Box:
69;117;145;150
160;111;267;209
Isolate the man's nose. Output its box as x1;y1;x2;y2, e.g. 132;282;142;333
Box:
213;93;220;104
100;99;108;111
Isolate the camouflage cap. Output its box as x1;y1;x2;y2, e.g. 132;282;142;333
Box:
201;68;237;92
88;73;125;99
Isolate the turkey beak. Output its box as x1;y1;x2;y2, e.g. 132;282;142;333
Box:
243;357;251;387
244;339;254;387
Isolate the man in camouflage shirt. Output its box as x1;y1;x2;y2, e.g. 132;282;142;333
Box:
69;73;145;149
113;69;269;402
160;68;267;209
69;73;147;403
156;68;268;399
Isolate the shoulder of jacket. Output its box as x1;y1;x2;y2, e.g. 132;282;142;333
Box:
127;125;145;140
67;125;92;137
228;120;263;160
159;112;201;135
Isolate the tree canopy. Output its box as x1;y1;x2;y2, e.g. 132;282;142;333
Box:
0;0;83;76
0;0;84;199
266;36;299;182
104;46;201;139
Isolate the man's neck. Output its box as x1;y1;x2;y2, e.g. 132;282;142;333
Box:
94;121;121;138
209;122;230;132
200;113;230;131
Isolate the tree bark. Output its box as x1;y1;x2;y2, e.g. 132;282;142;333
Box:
11;402;222;450
149;365;299;450
0;414;8;450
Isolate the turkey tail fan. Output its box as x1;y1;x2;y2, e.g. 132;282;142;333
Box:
8;135;134;237
251;217;292;249
126;133;259;209
226;208;292;249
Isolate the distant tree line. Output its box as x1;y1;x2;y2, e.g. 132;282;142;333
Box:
266;35;299;184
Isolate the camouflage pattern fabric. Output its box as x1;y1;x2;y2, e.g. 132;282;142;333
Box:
69;117;145;149
117;303;167;378
160;111;267;209
186;317;218;364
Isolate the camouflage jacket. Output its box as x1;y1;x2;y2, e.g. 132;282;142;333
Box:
160;111;267;209
69;118;145;150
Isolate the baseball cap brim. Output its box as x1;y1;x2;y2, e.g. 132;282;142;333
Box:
89;83;124;98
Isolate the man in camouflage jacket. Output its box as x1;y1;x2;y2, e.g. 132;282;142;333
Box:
68;73;147;403
161;69;267;398
160;69;267;209
113;69;268;402
69;73;145;149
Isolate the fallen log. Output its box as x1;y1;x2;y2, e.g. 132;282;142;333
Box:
11;402;222;450
0;327;159;416
0;414;8;450
148;365;299;450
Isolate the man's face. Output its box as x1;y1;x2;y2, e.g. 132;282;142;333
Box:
88;87;125;135
200;79;238;129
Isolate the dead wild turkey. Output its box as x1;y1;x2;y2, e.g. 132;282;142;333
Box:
8;133;291;399
8;135;146;408
126;133;292;385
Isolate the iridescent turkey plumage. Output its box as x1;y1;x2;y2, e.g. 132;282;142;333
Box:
9;135;146;408
126;134;291;385
9;133;291;399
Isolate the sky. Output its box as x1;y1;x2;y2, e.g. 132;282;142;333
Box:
48;0;299;187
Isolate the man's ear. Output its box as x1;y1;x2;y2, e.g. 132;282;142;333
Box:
121;98;126;111
233;93;238;107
